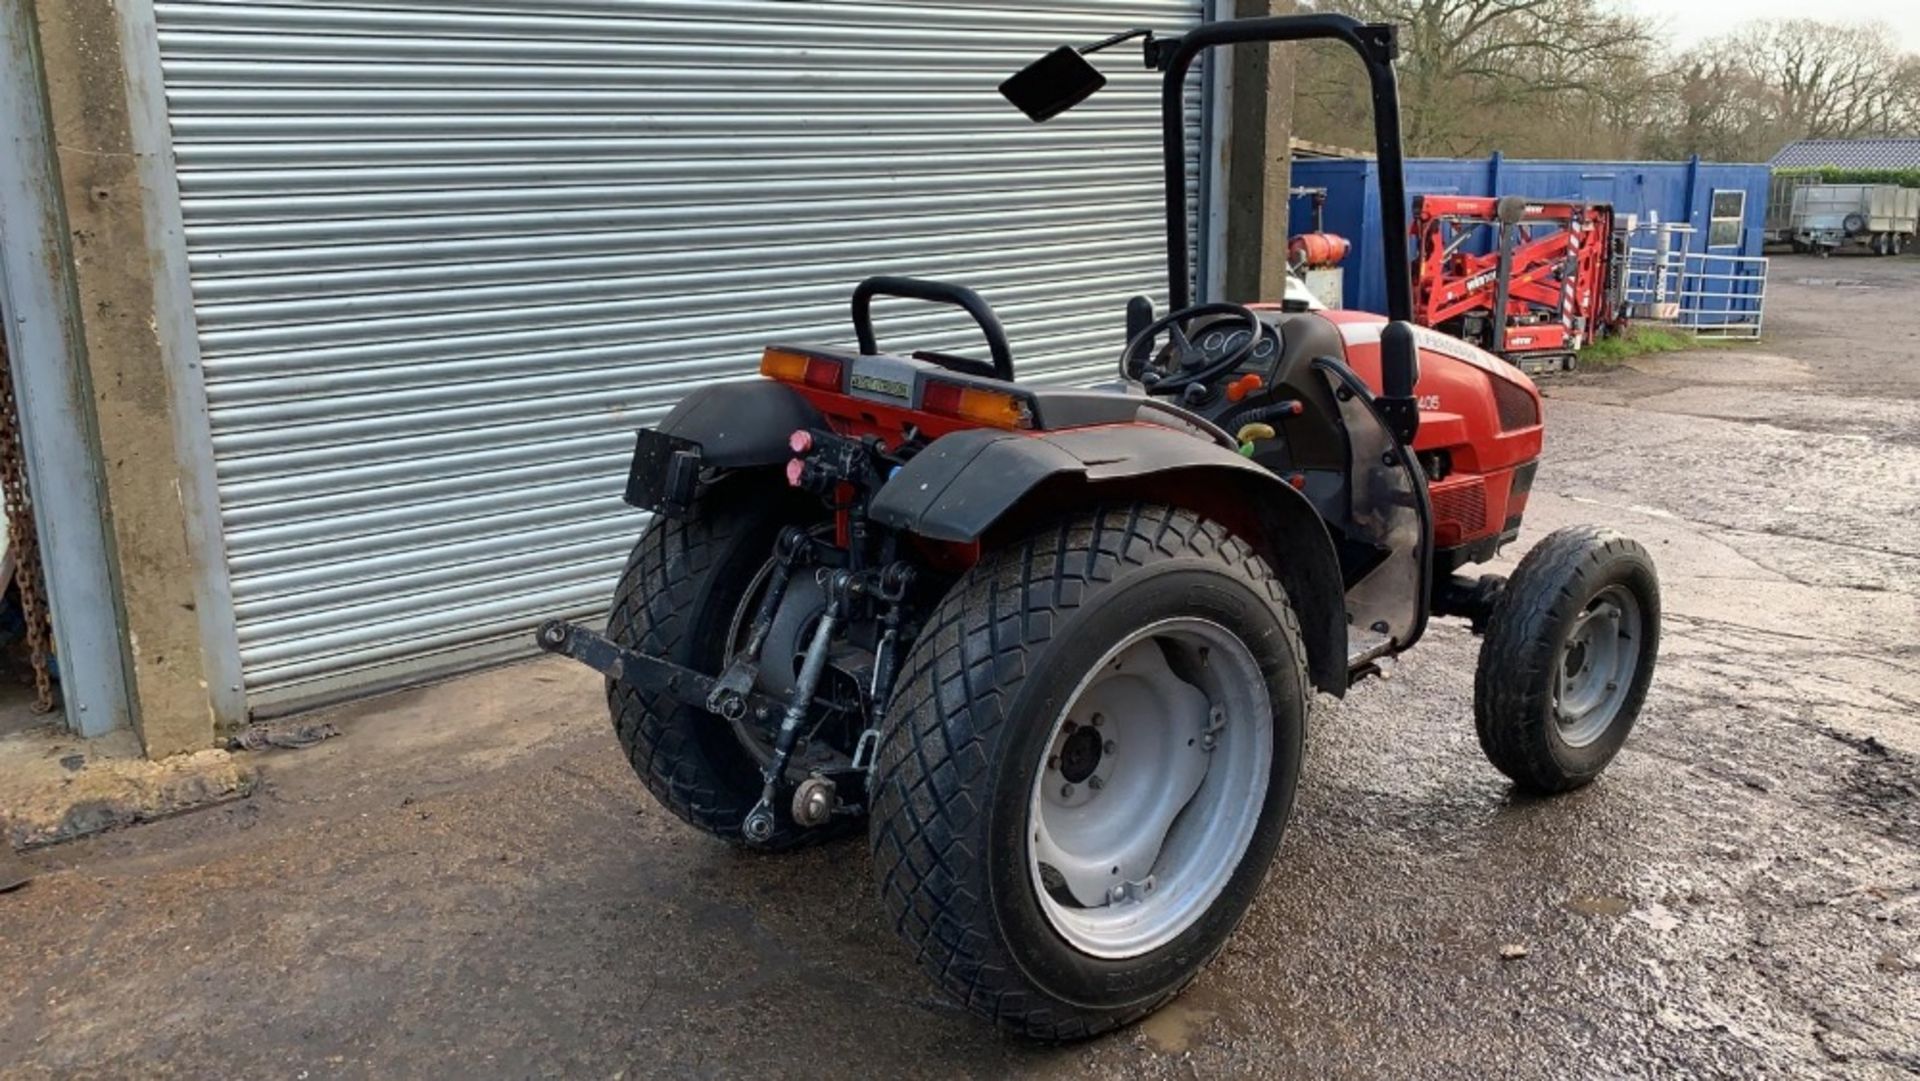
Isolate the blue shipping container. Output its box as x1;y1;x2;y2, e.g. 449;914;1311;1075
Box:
1288;153;1771;316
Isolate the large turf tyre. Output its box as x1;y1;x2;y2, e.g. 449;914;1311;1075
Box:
1474;526;1661;794
867;505;1308;1040
605;477;849;850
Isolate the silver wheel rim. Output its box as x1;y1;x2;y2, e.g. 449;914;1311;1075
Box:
1027;618;1272;960
1553;585;1643;748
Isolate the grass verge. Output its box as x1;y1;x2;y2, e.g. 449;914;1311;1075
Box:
1578;326;1741;369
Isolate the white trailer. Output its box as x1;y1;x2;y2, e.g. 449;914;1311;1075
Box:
1790;184;1920;256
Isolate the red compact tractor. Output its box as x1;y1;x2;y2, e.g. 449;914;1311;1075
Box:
537;14;1661;1039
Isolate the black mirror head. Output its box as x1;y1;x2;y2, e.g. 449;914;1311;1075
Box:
999;46;1106;122
1380;320;1420;398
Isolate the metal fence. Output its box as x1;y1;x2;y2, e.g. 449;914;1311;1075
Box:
1622;238;1768;339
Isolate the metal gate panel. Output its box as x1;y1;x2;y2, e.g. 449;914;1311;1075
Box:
154;0;1211;710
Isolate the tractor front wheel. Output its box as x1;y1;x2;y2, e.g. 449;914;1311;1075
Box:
867;505;1307;1040
1474;526;1661;793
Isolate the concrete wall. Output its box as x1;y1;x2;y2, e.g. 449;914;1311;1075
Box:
1218;0;1296;303
0;0;139;738
27;0;234;757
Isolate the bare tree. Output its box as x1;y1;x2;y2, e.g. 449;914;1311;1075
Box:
1292;5;1920;163
1646;20;1920;161
1293;0;1658;156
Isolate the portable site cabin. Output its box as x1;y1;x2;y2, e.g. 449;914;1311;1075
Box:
1289;153;1771;318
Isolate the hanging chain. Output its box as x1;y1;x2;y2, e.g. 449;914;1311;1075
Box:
0;324;57;714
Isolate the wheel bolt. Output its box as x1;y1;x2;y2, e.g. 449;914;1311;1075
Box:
1104;740;1116;755
1091;713;1104;728
1060;783;1074;798
1047;755;1059;771
1088;776;1104;791
1063;720;1078;734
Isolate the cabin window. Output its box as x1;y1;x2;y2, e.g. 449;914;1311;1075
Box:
1708;190;1745;248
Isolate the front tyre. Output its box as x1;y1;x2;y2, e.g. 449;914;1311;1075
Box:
867;505;1307;1040
1474;526;1661;793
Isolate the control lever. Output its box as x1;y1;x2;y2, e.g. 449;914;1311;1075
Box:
1125;295;1154;344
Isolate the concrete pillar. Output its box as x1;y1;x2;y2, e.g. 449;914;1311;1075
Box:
1219;0;1296;303
28;0;231;757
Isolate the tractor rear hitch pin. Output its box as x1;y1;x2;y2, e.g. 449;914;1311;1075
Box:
744;572;848;843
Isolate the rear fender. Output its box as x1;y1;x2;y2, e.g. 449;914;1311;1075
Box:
653;379;823;469
870;425;1350;695
625;380;822;513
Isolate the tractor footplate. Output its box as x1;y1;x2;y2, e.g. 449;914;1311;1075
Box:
535;620;789;723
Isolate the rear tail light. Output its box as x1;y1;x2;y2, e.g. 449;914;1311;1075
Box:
761;347;845;391
1491;375;1540;431
919;379;1032;430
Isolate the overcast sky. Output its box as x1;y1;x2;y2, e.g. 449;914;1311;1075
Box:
1618;0;1920;51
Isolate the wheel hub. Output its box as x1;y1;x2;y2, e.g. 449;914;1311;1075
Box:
1027;618;1272;960
722;556;867;769
1057;724;1104;784
1553;585;1644;748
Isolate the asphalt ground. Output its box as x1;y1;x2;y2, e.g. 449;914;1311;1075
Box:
3;254;1916;1079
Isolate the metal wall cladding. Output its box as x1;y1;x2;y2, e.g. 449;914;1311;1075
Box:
154;0;1209;711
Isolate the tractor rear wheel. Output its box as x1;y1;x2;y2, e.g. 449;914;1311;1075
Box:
605;477;851;849
1474;526;1661;793
867;505;1307;1040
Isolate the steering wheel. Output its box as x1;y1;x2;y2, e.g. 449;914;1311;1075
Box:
1119;302;1264;396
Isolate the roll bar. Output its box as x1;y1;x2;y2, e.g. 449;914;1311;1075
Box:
998;13;1420;443
1153;15;1411;320
851;275;1017;382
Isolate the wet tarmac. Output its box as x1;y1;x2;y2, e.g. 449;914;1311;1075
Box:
2;255;1916;1078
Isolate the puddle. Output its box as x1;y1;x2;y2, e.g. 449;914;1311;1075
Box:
1567;894;1632;917
1140;999;1215;1054
1789;277;1878;289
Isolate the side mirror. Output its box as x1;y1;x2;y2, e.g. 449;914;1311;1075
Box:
1000;46;1106;122
1381;320;1420;399
1378;320;1421;445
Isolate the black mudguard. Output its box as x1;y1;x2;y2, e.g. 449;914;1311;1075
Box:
870;424;1351;695
624;381;823;513
654;380;824;469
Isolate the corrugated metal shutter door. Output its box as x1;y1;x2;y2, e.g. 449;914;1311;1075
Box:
154;0;1211;712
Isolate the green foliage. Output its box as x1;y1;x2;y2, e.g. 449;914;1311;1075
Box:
1773;167;1920;188
1578;327;1729;367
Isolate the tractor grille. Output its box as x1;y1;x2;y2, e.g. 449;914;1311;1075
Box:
1431;482;1489;544
1493;376;1542;431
